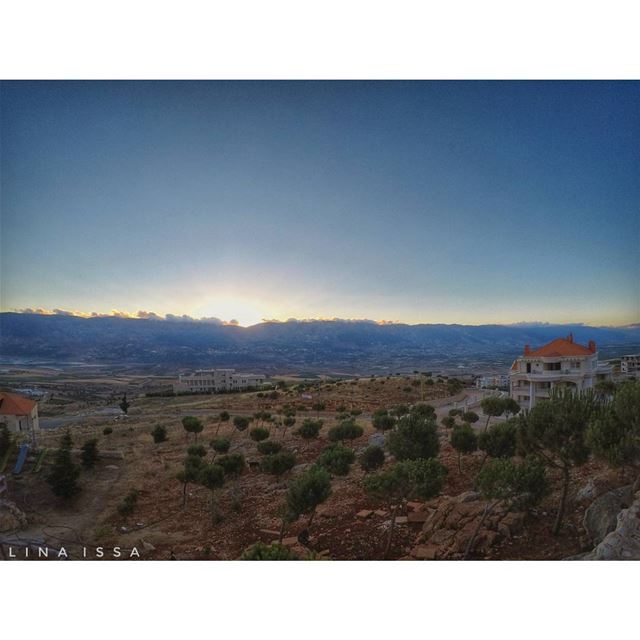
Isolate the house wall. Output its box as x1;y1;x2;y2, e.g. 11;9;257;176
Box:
2;406;39;435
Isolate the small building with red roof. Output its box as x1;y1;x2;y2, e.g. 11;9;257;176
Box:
509;333;612;409
0;391;40;436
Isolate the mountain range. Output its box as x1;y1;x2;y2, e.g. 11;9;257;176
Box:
0;312;638;374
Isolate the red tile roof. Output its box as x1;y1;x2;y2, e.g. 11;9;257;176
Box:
524;334;596;358
0;392;37;416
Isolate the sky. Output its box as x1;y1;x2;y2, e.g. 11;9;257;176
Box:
1;81;638;327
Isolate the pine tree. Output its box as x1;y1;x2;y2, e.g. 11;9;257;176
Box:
47;431;81;499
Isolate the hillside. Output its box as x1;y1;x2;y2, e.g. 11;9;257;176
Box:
0;312;638;374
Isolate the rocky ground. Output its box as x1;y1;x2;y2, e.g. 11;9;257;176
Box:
1;376;637;560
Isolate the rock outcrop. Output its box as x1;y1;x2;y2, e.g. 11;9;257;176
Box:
409;493;525;559
580;489;640;560
0;500;28;532
583;485;634;545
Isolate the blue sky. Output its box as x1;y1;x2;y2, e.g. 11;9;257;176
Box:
1;81;638;326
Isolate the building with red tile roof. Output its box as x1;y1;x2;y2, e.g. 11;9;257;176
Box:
508;334;612;409
0;391;40;437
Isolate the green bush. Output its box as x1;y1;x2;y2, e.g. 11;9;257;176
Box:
462;411;479;424
0;423;13;458
210;437;231;454
450;423;478;472
215;453;245;476
187;444;207;457
410;404;436;419
117;488;140;516
80;438;99;469
47;431;80;500
372;412;396;431
241;542;298;560
295;419;322;440
151;424;167;443
327;421;364;443
477;457;548;510
478;420;517;459
360;445;385;472
182;416;204;439
102;427;113;436
233;416;250;432
441;416;456;429
286;465;332;524
387;414;440;461
261;451;296;476
257;440;282;455
317;443;355;476
249;427;270;442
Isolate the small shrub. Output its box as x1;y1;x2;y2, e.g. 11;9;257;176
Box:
257;440;282;455
151;424;167;443
327;421;364;443
360;445;385;472
241;542;298;560
215;453;245;476
261;451;296;476
117;489;140;516
80;438;99;469
249;427;270;442
317;444;355;476
210;437;231;454
187;444;207;457
295;419;322;440
387;414;440;461
102;427;113;436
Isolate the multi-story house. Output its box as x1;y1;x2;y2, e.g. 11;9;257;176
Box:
174;369;265;394
509;333;612;409
620;354;640;378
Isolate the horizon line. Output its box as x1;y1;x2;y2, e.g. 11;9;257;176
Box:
1;308;638;330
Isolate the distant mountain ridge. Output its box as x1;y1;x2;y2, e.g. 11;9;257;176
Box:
0;312;638;374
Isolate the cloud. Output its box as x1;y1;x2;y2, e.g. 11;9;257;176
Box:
12;308;399;327
137;310;163;321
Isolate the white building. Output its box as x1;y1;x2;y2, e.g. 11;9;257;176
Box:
0;391;40;437
620;354;640;378
476;374;509;389
509;334;612;409
174;369;266;394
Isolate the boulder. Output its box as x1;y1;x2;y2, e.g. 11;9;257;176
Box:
411;544;438;560
0;500;28;532
590;491;640;560
455;491;481;503
583;485;634;545
368;433;386;448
